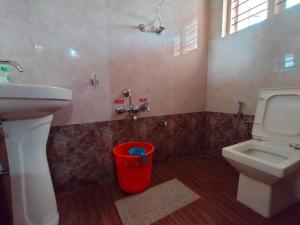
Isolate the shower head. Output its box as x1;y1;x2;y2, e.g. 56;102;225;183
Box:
138;0;166;35
155;26;166;35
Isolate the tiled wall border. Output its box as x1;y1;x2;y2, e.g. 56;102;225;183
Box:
0;111;253;195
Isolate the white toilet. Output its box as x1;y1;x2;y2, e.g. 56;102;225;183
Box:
222;88;300;218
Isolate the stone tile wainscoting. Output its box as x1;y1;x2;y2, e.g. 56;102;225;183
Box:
46;112;206;194
204;112;254;156
0;111;253;199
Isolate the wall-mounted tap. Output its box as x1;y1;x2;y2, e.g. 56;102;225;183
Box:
116;89;150;121
159;117;168;127
0;60;24;72
90;74;99;86
237;101;245;115
289;143;300;150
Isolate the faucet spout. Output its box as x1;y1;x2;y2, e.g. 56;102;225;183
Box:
0;60;24;72
238;101;245;114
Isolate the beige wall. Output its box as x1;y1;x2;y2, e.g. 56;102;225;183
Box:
5;0;300;124
207;0;300;115
0;0;208;125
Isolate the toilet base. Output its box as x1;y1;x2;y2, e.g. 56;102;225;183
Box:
237;173;300;218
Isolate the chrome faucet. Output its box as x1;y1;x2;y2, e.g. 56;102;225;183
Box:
290;143;300;150
237;101;245;114
0;60;24;72
116;89;150;121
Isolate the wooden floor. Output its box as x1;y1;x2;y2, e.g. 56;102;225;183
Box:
57;156;300;225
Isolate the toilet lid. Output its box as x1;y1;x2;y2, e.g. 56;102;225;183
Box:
253;88;300;145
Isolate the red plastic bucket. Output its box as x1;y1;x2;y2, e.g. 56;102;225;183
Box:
113;142;155;194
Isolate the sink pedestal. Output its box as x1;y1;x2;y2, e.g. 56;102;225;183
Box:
3;115;59;225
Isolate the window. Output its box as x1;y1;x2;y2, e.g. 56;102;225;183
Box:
275;0;300;13
286;0;300;8
182;21;198;54
223;0;268;36
173;36;181;57
222;0;300;37
284;54;295;70
172;19;198;57
231;0;268;33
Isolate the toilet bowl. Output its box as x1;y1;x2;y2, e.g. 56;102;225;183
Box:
222;88;300;218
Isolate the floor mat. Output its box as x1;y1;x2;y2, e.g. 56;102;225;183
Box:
115;178;200;225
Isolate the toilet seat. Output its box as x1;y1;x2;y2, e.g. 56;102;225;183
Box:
253;88;300;145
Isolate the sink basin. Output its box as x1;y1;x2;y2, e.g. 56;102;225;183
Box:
0;83;72;225
0;83;72;120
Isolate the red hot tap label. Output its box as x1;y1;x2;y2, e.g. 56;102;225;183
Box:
115;99;125;105
139;98;148;103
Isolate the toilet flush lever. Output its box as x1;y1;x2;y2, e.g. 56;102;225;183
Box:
289;143;300;150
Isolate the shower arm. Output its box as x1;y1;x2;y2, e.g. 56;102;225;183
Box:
144;0;164;27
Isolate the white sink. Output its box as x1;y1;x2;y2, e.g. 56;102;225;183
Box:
0;83;72;225
0;83;71;120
